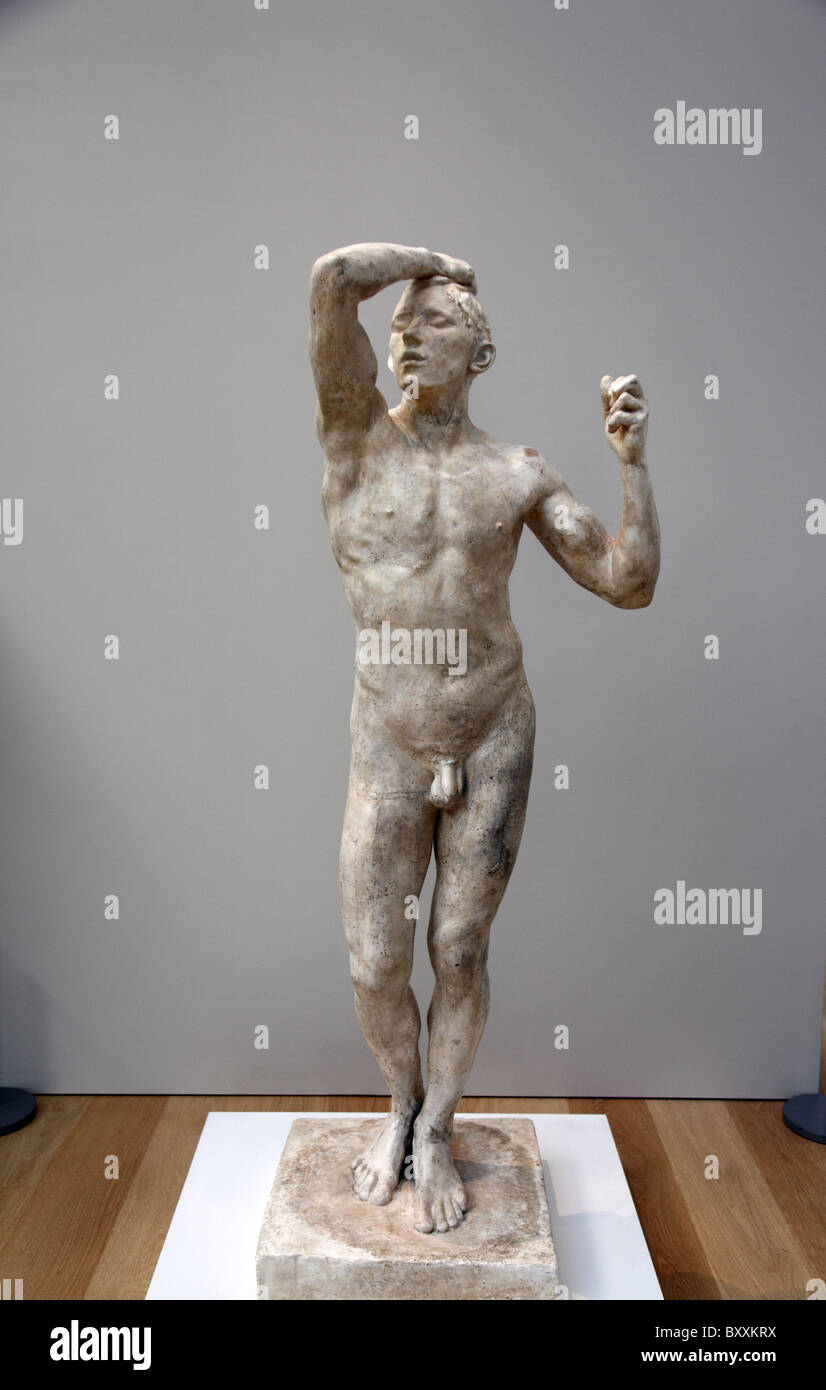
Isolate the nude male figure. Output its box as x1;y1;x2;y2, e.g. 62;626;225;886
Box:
309;243;660;1233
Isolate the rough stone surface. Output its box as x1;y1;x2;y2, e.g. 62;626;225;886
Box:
256;1116;559;1300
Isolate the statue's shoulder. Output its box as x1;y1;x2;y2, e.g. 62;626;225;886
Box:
482;437;552;490
478;433;545;464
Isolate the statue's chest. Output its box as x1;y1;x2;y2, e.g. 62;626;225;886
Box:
331;463;513;566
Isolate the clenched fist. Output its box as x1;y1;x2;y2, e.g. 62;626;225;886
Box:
419;250;477;294
601;374;648;466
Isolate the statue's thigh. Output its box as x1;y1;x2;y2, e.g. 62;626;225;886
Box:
340;781;436;958
432;695;535;926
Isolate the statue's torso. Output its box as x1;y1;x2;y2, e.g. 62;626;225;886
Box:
323;412;546;760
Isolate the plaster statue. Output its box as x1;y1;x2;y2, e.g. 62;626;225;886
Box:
309;244;660;1234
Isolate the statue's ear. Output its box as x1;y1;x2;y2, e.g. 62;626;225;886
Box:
469;342;496;376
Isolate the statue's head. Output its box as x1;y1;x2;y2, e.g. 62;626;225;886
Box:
388;276;495;399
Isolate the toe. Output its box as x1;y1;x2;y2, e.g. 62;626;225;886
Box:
413;1195;435;1234
433;1201;450;1233
449;1197;465;1224
355;1171;375;1200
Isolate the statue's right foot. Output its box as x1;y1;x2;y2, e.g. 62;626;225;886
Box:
350;1111;413;1206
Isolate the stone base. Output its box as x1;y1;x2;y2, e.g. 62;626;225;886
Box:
255;1115;559;1300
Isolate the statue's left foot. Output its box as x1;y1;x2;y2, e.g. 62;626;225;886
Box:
412;1133;467;1233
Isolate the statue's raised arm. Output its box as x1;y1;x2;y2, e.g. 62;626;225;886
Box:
309;243;476;461
526;374;660;608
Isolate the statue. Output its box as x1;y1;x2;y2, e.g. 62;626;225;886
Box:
309;244;660;1234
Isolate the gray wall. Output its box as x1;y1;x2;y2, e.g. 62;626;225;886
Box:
1;0;824;1096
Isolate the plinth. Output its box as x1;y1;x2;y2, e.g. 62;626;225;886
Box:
256;1115;559;1300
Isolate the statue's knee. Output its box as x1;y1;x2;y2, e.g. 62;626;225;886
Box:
430;920;489;985
349;948;408;1000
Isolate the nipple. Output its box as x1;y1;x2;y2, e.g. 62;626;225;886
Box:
428;756;465;809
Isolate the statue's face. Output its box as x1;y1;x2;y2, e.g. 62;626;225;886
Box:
388;281;477;395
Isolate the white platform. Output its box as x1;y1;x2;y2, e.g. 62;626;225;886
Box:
146;1111;662;1301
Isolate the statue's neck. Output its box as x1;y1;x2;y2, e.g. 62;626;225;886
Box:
393;393;472;451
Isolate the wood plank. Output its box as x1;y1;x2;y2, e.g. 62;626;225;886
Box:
0;1096;90;1249
648;1099;811;1300
85;1097;204;1300
0;1096;164;1299
0;1188;34;1246
0;1095;88;1189
727;1099;826;1285
459;1096;570;1114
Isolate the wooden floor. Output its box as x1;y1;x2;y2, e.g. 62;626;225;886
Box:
1;1089;824;1301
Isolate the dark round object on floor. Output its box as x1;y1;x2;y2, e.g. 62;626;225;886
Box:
782;1093;826;1144
0;1088;37;1137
